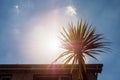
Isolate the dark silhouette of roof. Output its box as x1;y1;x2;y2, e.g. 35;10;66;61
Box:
0;64;103;74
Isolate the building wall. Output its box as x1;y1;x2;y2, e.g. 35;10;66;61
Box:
12;73;33;80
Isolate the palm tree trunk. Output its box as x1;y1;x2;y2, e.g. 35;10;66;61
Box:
77;54;87;80
77;63;87;80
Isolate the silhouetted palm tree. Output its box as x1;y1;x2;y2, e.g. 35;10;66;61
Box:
53;20;109;80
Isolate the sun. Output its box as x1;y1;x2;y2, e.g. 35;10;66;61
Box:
22;26;61;56
47;38;61;51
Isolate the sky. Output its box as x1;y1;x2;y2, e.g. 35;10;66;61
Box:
0;0;120;80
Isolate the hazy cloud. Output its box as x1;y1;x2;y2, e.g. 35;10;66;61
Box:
66;6;77;16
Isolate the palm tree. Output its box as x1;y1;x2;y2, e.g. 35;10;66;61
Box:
53;20;109;80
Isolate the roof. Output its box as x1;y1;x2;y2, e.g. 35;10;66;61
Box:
0;64;103;74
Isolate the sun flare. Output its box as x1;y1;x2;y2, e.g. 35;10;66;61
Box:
22;24;61;60
47;38;61;51
20;8;77;63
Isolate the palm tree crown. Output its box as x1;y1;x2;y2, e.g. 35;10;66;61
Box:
53;20;109;80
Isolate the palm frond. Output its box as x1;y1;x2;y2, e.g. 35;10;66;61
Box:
52;51;73;64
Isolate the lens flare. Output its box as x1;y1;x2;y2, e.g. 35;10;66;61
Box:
47;38;61;51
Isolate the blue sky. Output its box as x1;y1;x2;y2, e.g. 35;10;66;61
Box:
0;0;120;80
